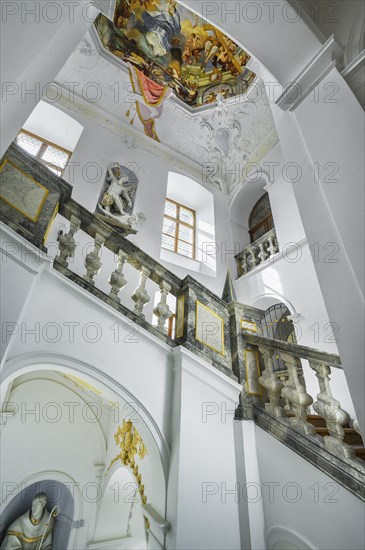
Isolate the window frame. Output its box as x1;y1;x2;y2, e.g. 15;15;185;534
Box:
162;198;196;259
16;129;72;176
249;213;274;243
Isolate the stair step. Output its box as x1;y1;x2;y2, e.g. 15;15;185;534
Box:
307;415;327;427
353;447;365;461
315;427;363;446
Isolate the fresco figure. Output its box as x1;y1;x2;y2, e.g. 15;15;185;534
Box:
95;0;256;108
141;0;181;57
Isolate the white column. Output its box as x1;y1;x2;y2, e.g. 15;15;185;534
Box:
166;347;243;550
0;1;98;156
269;69;365;435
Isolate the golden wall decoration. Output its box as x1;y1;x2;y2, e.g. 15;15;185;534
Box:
241;319;258;333
107;419;148;504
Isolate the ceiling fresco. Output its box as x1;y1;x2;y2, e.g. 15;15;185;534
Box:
94;0;256;108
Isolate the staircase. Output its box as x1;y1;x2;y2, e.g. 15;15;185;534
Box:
307;414;365;462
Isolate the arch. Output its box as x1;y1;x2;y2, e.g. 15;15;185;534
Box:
94;465;147;547
265;525;317;550
22;100;84;153
1;352;170;496
161;171;217;274
0;471;82;550
248;192;274;243
229;171;271;249
250;292;296;315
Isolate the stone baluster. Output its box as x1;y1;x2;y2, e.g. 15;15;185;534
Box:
268;233;277;256
353;420;362;437
279;352;315;435
241;253;248;275
132;265;151;317
259;346;284;418
84;229;108;285
248;246;258;268
258;242;267;264
109;249;129;303
277;372;292;412
153;281;173;334
55;215;80;267
309;361;355;458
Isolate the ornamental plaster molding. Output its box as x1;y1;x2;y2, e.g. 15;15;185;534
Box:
54;30;278;193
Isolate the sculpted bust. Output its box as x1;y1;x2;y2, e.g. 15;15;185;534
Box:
1;493;58;550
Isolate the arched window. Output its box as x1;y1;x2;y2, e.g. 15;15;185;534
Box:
15;100;83;176
248;192;274;243
160;172;216;275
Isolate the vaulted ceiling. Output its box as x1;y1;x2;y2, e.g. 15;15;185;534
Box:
53;1;279;194
95;0;256;109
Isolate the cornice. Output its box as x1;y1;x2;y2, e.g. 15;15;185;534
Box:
48;81;203;182
275;35;344;111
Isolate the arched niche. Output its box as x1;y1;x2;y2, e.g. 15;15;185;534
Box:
0;475;81;550
229;172;271;249
248;192;274;243
1;355;169;532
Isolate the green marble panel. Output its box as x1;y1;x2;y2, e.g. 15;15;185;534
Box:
0;159;48;221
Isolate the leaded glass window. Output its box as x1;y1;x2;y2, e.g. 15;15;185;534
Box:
16;130;72;176
162;199;195;259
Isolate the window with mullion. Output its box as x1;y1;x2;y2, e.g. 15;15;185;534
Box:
16;130;71;176
162;199;195;259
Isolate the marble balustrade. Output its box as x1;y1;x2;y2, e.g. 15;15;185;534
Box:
235;227;279;277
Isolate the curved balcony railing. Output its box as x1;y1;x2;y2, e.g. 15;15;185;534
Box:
235;227;279;277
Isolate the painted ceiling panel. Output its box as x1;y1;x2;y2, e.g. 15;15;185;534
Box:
95;0;256;108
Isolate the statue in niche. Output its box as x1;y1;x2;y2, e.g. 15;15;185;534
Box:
97;162;146;232
1;493;59;550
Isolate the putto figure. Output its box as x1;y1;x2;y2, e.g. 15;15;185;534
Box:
1;493;59;550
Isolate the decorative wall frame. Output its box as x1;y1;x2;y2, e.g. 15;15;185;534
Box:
241;319;258;333
0;159;48;222
244;349;262;396
195;300;225;356
175;295;185;339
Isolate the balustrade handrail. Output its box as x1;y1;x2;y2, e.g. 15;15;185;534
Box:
235;227;277;261
59;200;183;295
244;333;342;368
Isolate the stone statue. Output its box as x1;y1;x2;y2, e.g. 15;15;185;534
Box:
0;493;58;550
97;163;145;231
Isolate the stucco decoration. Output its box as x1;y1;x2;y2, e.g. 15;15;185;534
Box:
187;80;278;193
107;420;148;505
54;32;277;194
